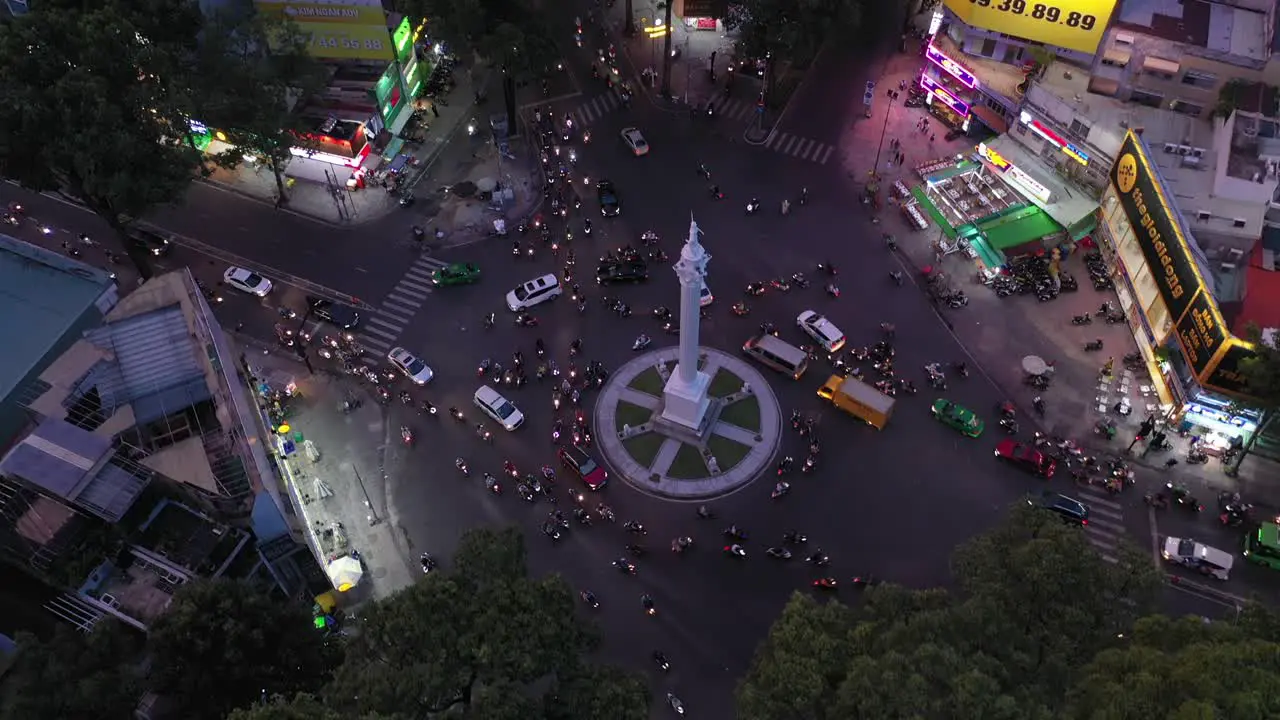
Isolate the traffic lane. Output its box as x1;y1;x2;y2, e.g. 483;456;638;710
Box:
144;183;397;301
1150;501;1280;605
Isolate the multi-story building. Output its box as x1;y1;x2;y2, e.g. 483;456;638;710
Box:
0;257;321;631
913;0;1280;460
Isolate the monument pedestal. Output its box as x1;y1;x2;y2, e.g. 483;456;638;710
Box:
661;368;711;431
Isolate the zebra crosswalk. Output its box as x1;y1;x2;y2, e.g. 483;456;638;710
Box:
566;89;628;127
357;255;449;360
758;130;837;165
1075;487;1126;564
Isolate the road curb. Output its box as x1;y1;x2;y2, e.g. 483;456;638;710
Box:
195;177;345;229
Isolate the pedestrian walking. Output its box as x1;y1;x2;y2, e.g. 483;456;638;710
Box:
430;103;439;118
930;134;936;142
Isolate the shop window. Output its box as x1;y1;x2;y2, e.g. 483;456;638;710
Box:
1180;70;1216;89
1068;119;1090;139
981;38;997;58
1170;99;1203;117
1130;89;1164;108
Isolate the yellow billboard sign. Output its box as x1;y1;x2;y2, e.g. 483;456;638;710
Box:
943;0;1116;55
254;1;394;61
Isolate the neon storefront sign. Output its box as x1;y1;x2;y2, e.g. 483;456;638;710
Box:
978;143;1052;203
925;43;977;89
920;75;970;117
1018;111;1090;166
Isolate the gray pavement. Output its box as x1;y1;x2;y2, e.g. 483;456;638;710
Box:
243;348;414;602
595;346;781;499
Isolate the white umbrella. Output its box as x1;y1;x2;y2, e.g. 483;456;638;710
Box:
1022;355;1048;376
475;176;498;192
326;555;364;592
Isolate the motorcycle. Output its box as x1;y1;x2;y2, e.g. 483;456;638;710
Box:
783;530;808;544
1071;314;1093;325
633;335;651;351
580;591;599;608
999;417;1019;434
667;693;685;716
653;651;670;672
765;547;792;560
745;199;761;214
775;457;794;476
801;455;817;473
723;525;748;541
401;426;414;447
485;475;501;495
723;544;747;558
420;553;436;573
1084;338;1104;352
731;302;750;317
771;481;790;499
825;283;841;299
455;458;470;476
812;577;838;590
745;282;766;297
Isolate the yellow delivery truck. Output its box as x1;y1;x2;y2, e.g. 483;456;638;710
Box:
816;375;895;429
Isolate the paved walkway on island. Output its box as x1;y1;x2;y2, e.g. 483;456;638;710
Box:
594;346;783;500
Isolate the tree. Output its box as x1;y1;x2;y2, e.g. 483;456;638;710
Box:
660;1;674;97
725;0;863;68
145;577;337;720
736;505;1163;719
0;622;143;720
322;527;647;718
1229;323;1280;472
0;0;209;280
1065;614;1280;718
197;12;327;204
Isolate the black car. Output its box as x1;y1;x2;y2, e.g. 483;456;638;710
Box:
126;227;173;257
596;180;621;217
596;261;648;285
308;296;361;329
1028;490;1089;526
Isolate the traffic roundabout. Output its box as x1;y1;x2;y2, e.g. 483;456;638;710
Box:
594;345;782;500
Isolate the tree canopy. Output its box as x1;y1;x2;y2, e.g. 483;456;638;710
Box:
253;527;647;719
397;0;557;76
0;622;143;720
196;12;327;203
145;577;338;720
0;0;208;279
724;0;864;65
735;504;1183;720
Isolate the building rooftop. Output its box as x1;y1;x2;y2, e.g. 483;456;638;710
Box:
0;236;116;409
983;135;1102;228
1032;61;1273;248
1234;243;1280;334
932;33;1029;103
1116;0;1270;63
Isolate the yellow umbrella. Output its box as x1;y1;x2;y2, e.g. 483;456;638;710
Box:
326;555;364;592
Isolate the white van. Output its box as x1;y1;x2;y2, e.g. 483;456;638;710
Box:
742;334;809;379
506;273;562;312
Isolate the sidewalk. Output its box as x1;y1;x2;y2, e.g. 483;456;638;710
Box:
607;2;744;112
243;348;415;602
846;33;1280;507
200;62;486;227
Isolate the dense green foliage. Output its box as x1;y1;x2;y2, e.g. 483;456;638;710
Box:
736;505;1280;719
724;0;865;65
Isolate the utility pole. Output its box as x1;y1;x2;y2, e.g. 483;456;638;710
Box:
871;88;898;178
660;0;674;98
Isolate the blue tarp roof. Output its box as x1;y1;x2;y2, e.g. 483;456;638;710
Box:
0;418;111;498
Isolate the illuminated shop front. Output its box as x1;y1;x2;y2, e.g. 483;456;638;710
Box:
1096;130;1260;448
291;116;372;168
919;75;971;133
1018;110;1090;167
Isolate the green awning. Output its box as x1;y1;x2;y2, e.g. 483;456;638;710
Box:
975;206;1063;250
911;185;957;239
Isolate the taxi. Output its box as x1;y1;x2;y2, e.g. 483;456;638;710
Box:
431;262;481;286
931;399;984;437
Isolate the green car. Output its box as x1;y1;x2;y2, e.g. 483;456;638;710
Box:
1243;522;1280;570
931;398;984;437
431;262;481;286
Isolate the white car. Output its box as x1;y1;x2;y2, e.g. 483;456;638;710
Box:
222;266;273;296
1162;537;1234;580
474;385;524;430
699;282;713;307
797;310;846;352
621;127;649;156
387;347;434;385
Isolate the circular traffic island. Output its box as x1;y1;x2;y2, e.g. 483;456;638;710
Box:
594;346;782;500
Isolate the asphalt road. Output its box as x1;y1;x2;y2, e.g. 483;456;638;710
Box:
4;9;1270;719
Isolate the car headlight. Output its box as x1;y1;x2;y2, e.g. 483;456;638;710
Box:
1161;551;1171;560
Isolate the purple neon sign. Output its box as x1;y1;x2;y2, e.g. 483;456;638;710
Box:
920;75;970;117
925;44;978;89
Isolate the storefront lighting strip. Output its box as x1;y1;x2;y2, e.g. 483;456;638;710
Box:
925;43;978;89
920;75;970;117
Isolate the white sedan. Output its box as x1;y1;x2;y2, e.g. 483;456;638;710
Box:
621;127;649;156
475;385;524;430
222;266;273;296
797;310;847;352
388;346;434;385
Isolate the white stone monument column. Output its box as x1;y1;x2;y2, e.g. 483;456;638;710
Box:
661;217;712;430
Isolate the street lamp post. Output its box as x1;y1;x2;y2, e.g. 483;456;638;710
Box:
871;90;899;179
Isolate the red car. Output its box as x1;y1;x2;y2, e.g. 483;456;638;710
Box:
558;444;608;490
994;438;1056;478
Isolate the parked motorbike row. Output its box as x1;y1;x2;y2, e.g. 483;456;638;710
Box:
1083;251;1114;291
923;268;968;308
984;254;1079;301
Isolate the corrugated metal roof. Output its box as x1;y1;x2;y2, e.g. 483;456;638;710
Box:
0;418;112;499
0;236;116;406
74;462;149;522
132;377;212;425
85;307;203;410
